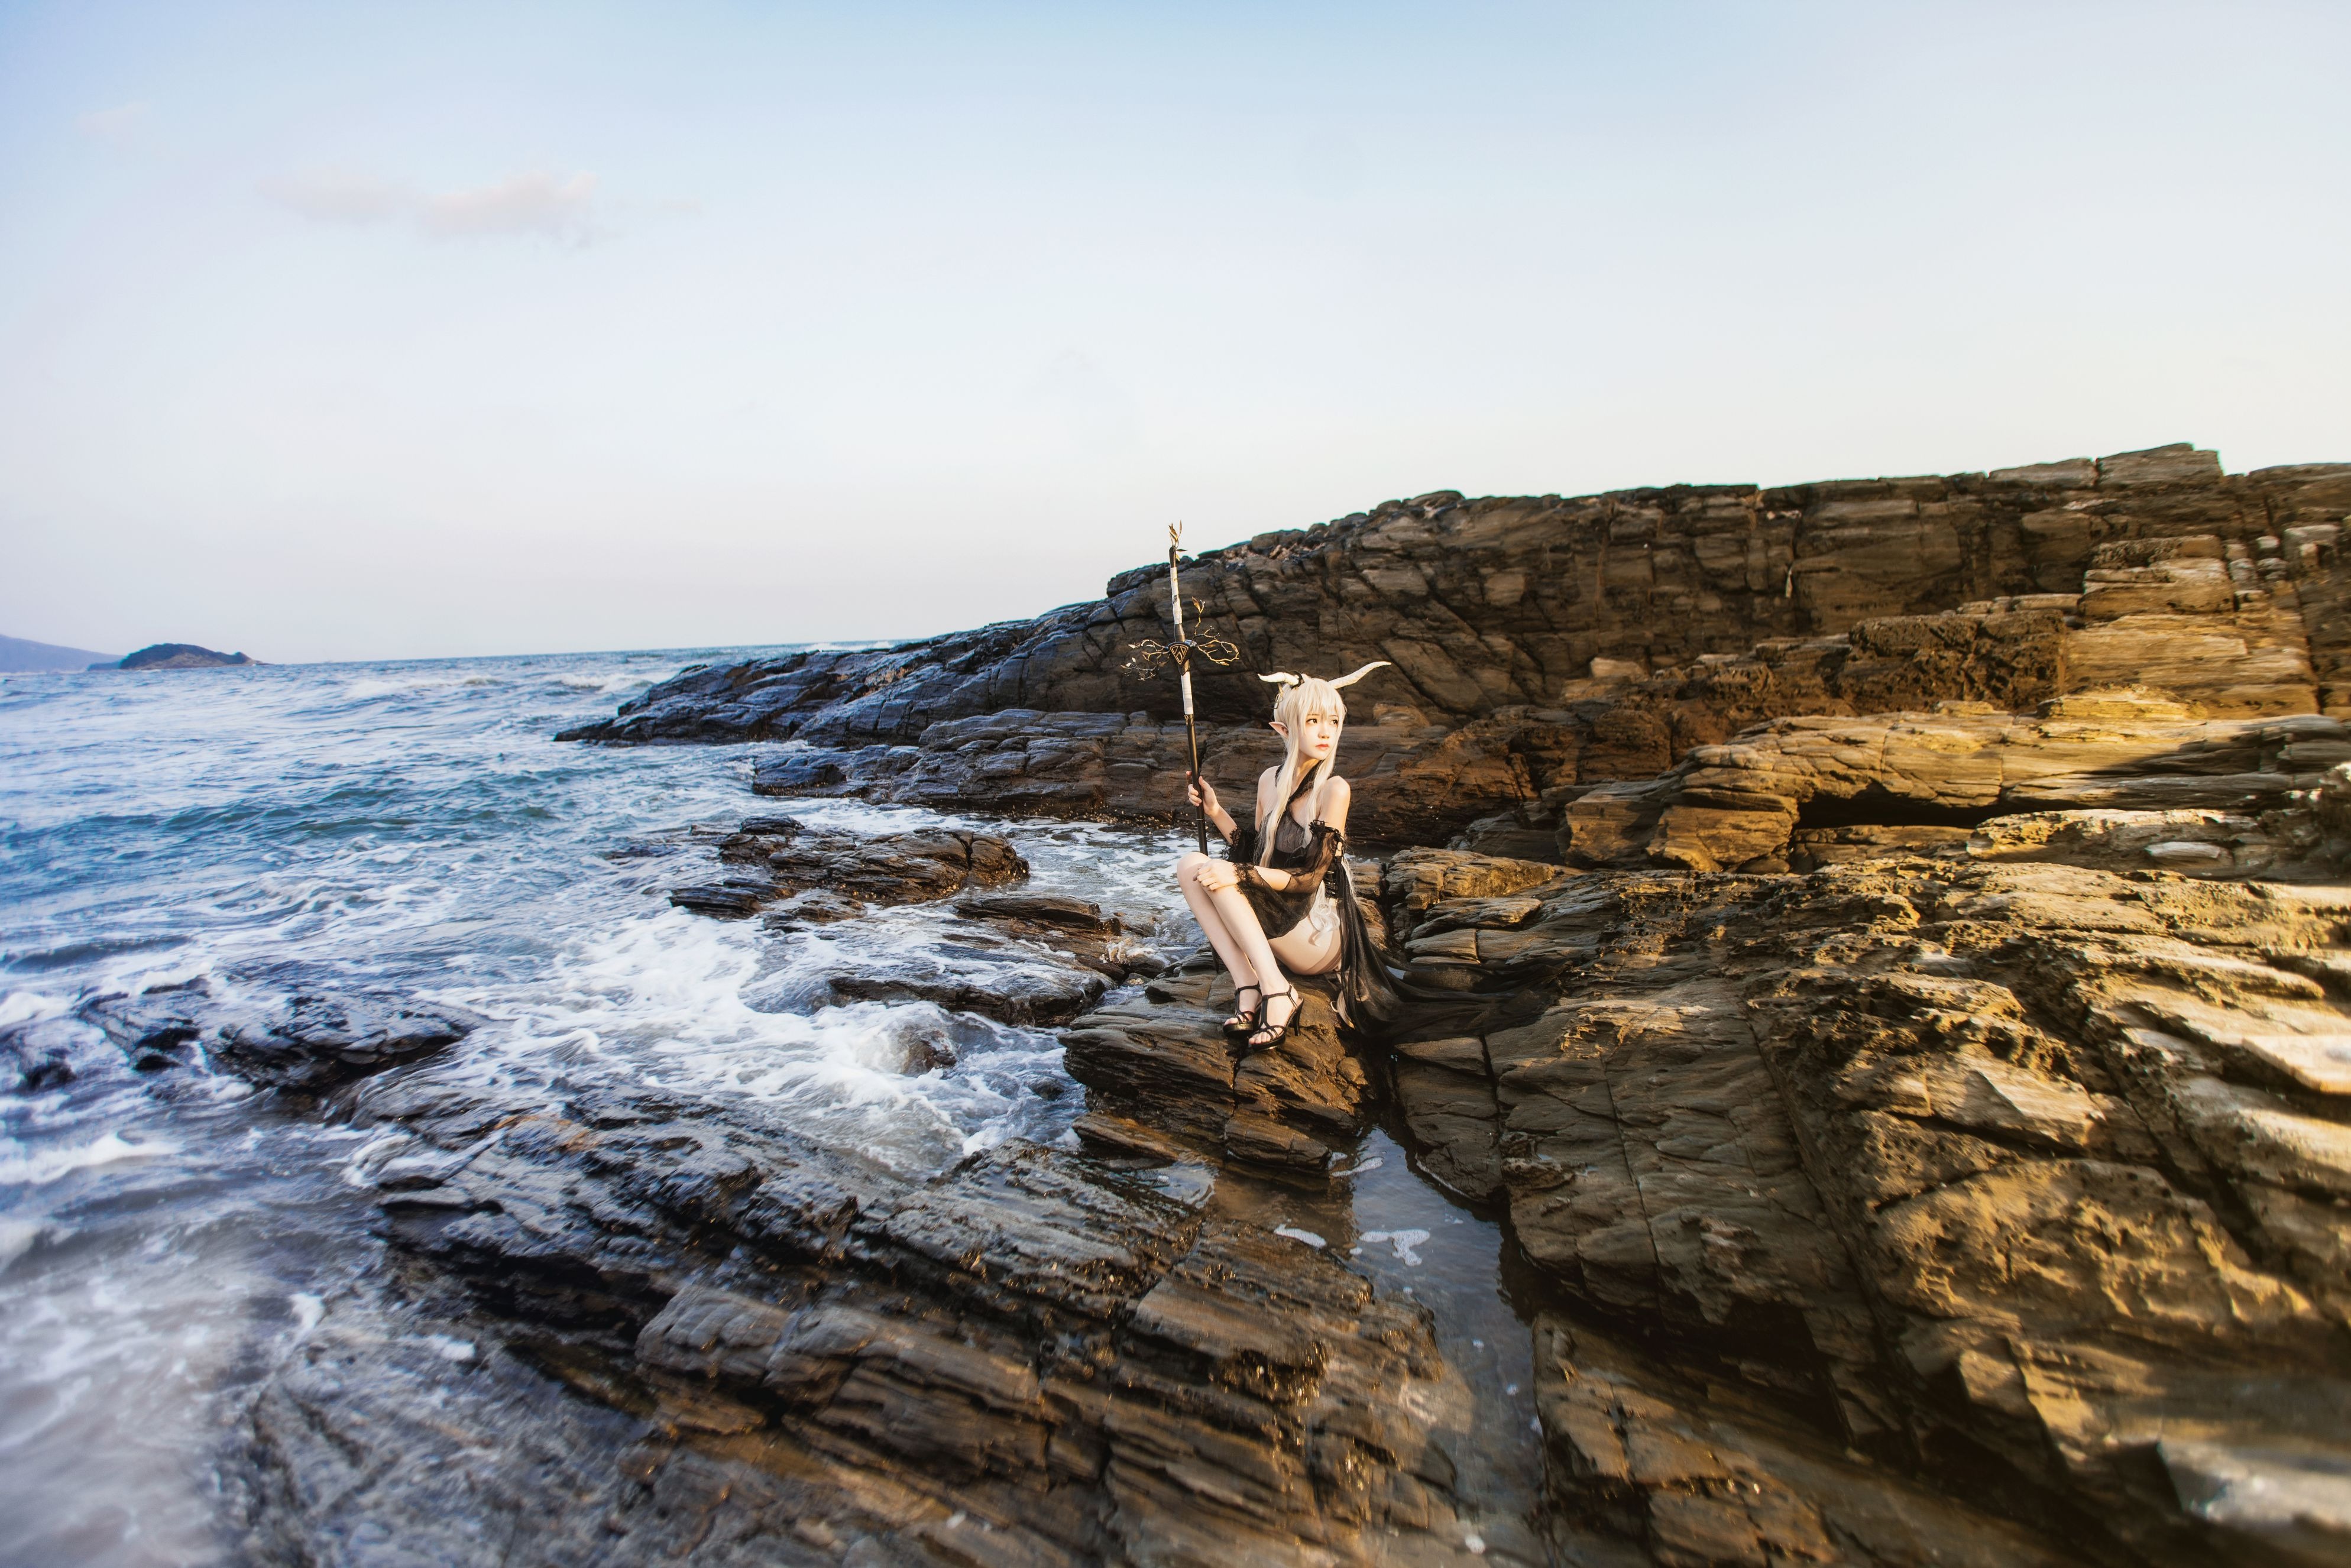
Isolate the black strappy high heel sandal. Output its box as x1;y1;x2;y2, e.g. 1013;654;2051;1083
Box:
1222;984;1264;1035
1246;986;1301;1051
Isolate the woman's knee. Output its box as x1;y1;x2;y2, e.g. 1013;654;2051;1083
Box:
1178;853;1236;880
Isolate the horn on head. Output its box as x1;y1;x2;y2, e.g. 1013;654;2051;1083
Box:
1326;660;1391;689
1258;671;1304;688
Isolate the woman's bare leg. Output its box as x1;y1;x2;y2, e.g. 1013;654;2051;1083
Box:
1249;918;1340;1044
1268;922;1342;979
1175;853;1288;1014
1176;853;1258;988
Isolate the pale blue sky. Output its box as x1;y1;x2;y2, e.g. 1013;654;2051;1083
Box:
4;1;2346;662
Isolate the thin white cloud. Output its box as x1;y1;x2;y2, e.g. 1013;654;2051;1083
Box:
263;167;602;245
419;171;598;242
76;101;150;146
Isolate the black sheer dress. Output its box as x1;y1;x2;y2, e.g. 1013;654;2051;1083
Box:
1221;768;1398;1023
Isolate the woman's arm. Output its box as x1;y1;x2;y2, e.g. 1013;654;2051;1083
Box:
1187;776;1238;839
1320;776;1352;835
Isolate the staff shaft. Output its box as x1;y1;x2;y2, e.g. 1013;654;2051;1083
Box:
1167;542;1207;852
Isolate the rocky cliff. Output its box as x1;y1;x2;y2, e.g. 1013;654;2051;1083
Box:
561;444;2351;849
377;442;2351;1567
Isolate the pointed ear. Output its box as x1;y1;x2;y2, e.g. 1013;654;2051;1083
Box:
1268;719;1289;738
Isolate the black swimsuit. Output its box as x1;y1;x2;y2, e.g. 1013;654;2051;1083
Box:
1222;767;1397;1023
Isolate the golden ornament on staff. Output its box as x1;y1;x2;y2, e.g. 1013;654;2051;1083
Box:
1122;523;1241;851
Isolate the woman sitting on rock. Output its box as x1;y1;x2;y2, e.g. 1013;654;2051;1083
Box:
1176;663;1398;1048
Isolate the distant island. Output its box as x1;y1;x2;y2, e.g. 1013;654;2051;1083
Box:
0;633;121;672
103;643;263;670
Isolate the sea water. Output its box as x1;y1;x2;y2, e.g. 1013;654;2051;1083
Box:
0;650;1540;1564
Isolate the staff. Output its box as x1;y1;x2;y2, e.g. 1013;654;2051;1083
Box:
1123;523;1240;852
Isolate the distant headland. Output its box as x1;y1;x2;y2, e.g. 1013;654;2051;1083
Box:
0;633;120;673
102;643;263;671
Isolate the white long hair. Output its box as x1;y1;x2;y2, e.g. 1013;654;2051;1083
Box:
1254;662;1388;865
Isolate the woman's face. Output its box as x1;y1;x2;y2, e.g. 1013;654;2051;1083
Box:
1294;705;1341;762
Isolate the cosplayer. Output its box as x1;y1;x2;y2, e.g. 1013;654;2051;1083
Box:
1174;662;1398;1049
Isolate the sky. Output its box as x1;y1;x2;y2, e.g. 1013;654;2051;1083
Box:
2;1;2347;663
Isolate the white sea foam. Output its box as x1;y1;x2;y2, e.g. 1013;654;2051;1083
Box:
0;1218;56;1271
0;1133;180;1187
1361;1228;1432;1266
0;990;66;1029
554;672;653;695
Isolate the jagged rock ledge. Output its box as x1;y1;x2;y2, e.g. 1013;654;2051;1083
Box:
558;446;2351;852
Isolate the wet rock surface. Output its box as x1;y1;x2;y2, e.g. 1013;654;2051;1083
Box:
665;818;1164;1026
234;1065;1502;1568
670;815;1031;919
1064;966;1374;1172
73;977;479;1089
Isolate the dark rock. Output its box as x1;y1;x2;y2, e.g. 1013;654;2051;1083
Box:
1533;1315;2077;1568
898;1034;957;1074
750;743;918;794
80;979;215;1071
0;1015;88;1091
747;751;849;791
211;994;480;1090
1063;971;1372;1169
564;445;2283;749
259;1063;1485;1566
830;963;1109;1028
667;876;775;916
953;891;1116;931
676;819;1028;919
561;449;2351;852
1570;696;2351;873
758;889;863;928
1070;1111;1198;1165
76;980;476;1088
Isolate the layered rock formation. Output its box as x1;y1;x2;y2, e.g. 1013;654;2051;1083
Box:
668;815;1029;922
236;1057;1501;1567
268;442;2348;1567
1375;848;2351;1567
561;445;2351;848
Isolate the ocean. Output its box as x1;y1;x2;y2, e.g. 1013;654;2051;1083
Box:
0;649;1538;1564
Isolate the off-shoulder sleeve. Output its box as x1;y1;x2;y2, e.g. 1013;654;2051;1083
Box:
1297;821;1347;884
1222;819;1259;863
1238;821;1345;893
